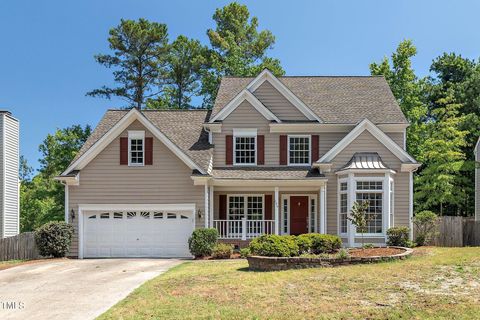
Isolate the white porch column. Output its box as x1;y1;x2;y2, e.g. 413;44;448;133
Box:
347;173;356;247
319;185;326;234
409;171;414;241
204;184;209;228
384;172;391;243
274;187;280;235
209;185;214;228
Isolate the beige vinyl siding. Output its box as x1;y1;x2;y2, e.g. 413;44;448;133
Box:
252;81;308;121
3;116;19;237
386;132;405;149
213;100;341;166
213;101;280;167
68;121;204;257
319;132;348;159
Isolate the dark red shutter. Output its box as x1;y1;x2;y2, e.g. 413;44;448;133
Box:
311;135;319;163
257;135;265;165
226;135;233;165
120;137;128;165
280;135;287;165
219;195;227;220
264;195;272;220
145;137;153;165
264;194;273;234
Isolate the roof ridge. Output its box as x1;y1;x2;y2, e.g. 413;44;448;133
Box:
106;108;209;112
222;75;385;79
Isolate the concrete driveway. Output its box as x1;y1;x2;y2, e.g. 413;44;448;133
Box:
0;258;182;320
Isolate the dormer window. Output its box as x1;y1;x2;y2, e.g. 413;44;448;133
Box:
233;129;257;166
288;135;310;166
128;131;145;166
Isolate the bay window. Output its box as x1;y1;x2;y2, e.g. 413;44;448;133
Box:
338;178;386;236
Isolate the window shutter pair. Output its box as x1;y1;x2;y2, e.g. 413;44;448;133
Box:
119;137;153;165
225;135;265;165
279;135;319;165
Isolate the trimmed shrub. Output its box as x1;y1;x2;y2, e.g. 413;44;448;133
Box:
239;247;251;258
386;227;410;247
295;234;314;254
414;211;438;246
249;234;299;257
212;243;233;259
188;228;218;258
294;234;342;254
35;221;74;258
309;234;342;254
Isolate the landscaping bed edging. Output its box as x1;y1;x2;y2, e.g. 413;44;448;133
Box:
247;246;413;271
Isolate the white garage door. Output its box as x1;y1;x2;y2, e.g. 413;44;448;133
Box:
83;210;194;258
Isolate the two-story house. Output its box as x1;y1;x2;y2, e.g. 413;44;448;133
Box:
56;70;420;258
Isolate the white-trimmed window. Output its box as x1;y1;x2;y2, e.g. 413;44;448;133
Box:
228;195;264;221
128;131;145;166
228;195;264;235
309;198;316;233
355;180;383;234
233;129;257;165
288;135;310;165
282;198;289;234
338;180;348;234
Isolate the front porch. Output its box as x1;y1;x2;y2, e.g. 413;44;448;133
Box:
205;184;328;240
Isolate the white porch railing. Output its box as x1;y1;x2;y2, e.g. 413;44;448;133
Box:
213;219;275;240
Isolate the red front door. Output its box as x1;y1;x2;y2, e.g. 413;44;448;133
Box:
290;196;309;235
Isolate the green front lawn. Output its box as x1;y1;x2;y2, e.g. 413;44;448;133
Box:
98;247;480;320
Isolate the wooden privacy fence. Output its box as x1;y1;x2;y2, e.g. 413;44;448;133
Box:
0;232;40;261
414;216;480;247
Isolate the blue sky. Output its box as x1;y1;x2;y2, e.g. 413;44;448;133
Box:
1;0;479;171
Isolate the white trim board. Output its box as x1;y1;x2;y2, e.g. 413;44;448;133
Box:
61;108;205;176
317;118;417;164
209;90;281;123
246;69;322;122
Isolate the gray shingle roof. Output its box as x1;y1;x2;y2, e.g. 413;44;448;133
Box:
212;76;407;124
70;109;212;172
210;167;324;180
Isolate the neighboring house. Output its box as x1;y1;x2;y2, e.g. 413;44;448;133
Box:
56;70;420;258
0;111;19;238
475;137;480;221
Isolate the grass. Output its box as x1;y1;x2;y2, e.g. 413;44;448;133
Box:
98;247;480;320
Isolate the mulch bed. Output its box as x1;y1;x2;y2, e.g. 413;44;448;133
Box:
194;252;242;260
349;247;405;257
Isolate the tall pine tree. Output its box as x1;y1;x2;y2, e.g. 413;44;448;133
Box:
202;2;284;106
